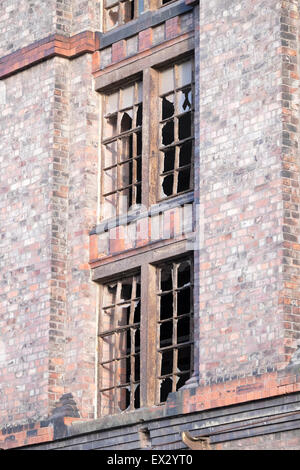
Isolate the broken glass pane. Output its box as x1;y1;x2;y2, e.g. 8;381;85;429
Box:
103;283;117;307
118;304;131;327
160;377;172;402
136;103;143;127
178;261;191;287
104;114;118;139
106;5;119;30
121;110;133;132
162;95;174;120
133;300;140;323
102;308;115;332
162;174;174;197
178;89;192;114
118;387;130;411
176;373;189;390
104;141;118;168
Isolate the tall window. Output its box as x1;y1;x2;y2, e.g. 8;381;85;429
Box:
97;255;193;416
156;258;193;402
98;274;141;416
102;81;143;219
159;59;194;200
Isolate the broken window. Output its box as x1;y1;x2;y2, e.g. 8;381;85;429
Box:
156;257;193;403
104;0;144;31
99;274;141;416
102;81;143;219
159;59;194;200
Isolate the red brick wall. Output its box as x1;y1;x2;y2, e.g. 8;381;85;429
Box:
198;0;300;385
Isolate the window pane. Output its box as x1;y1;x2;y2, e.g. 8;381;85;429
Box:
163;148;175;173
106;5;119;29
178;89;192;114
121;85;135;109
103;166;118;194
162;95;174;120
160;67;174;94
104;141;118;168
104;114;118;139
178;112;192;140
106;92;119;114
178;61;192;87
120;110;133;132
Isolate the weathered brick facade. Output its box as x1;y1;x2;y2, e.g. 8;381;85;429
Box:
2;0;300;451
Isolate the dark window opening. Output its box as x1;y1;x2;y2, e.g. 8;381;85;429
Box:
178;112;191;140
160;320;173;348
163;149;175;173
159;60;194;200
162;96;174;120
162;120;174;146
162;174;174;197
99;274;141;416
177;167;190;193
160;377;173;403
157;258;193;403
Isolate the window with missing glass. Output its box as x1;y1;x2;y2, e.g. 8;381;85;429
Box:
104;0;144;31
98;274;141;416
159;59;194;200
100;56;194;221
156;257;193;402
102;81;143;219
97;251;193;416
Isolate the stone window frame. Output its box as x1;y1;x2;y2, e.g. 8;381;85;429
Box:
93;239;194;416
97;37;194;222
